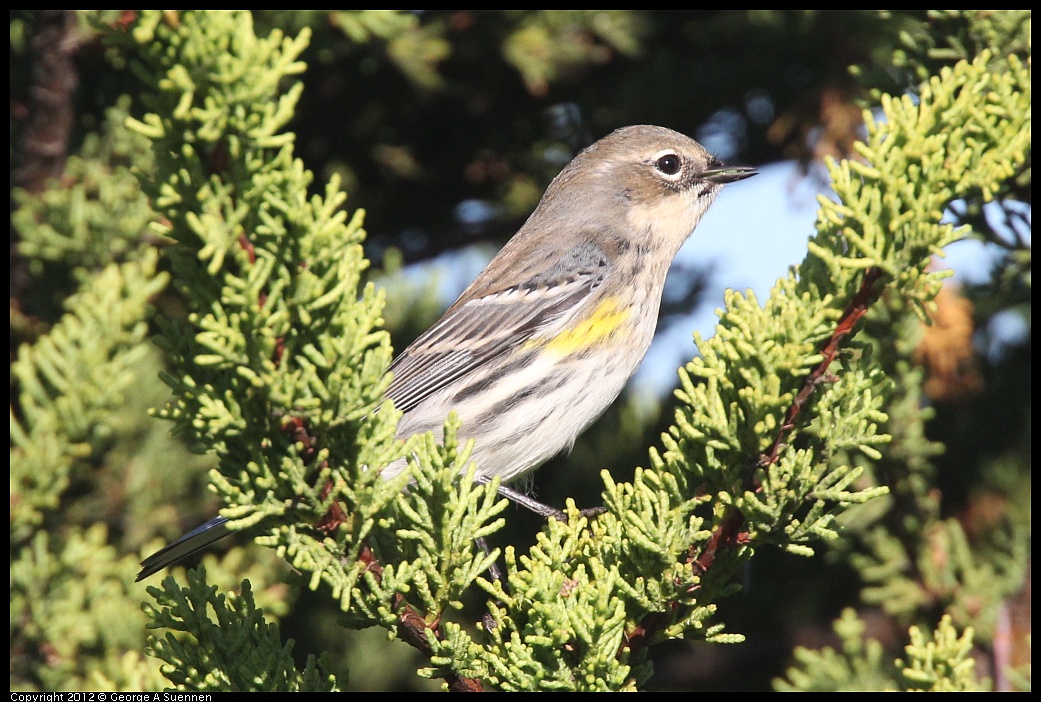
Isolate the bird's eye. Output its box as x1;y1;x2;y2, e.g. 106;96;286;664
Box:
655;152;682;176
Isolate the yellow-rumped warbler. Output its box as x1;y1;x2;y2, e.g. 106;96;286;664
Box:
138;125;756;580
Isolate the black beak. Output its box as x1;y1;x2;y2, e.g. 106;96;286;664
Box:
704;161;758;184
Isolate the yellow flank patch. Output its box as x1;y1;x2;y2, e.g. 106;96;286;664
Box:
529;297;632;356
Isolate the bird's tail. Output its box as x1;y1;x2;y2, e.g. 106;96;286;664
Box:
137;516;232;581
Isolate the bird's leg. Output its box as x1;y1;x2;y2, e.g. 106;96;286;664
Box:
473;535;505;586
476;477;606;521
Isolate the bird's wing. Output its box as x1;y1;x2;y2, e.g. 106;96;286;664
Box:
386;272;601;413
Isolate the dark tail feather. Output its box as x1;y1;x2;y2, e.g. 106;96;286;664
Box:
137;516;232;581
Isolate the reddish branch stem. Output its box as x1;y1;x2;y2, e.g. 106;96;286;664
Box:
626;267;886;655
760;266;885;469
357;545;484;692
691;266;884;574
